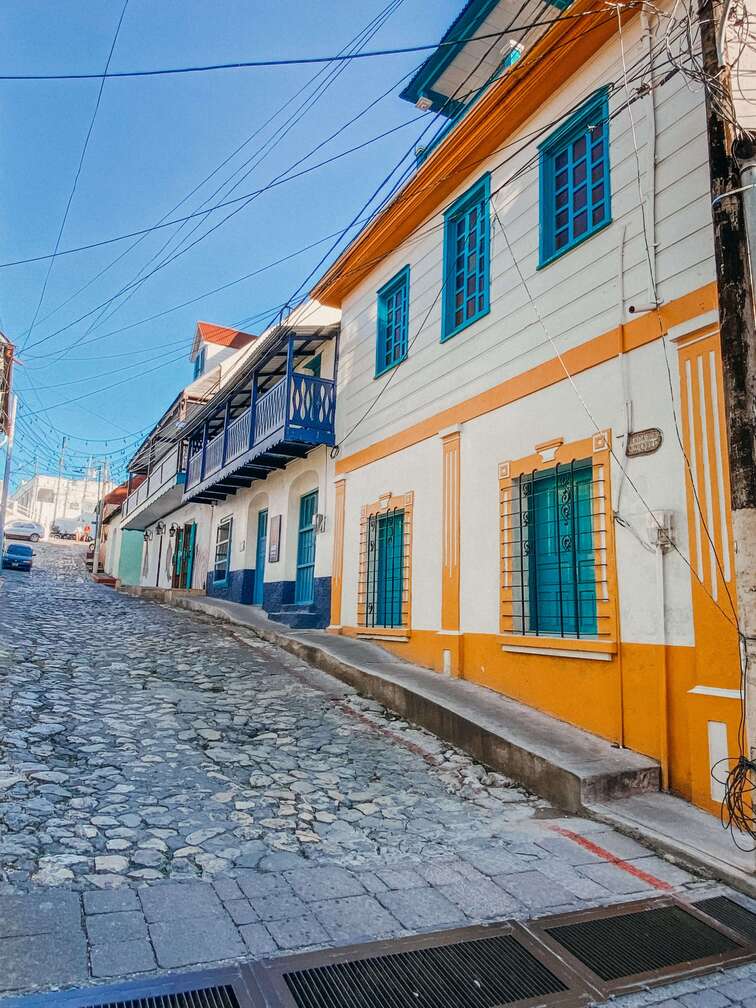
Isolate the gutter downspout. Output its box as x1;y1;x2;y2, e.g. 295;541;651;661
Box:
655;538;670;791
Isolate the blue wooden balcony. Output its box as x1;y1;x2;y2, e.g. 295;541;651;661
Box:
183;328;337;504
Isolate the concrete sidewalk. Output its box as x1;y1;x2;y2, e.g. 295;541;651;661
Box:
164;594;755;898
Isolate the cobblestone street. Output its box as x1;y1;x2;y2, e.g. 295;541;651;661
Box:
0;543;754;1003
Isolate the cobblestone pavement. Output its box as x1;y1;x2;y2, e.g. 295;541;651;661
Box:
0;543;754;1003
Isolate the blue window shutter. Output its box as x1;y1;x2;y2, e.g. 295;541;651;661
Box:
194;347;205;379
538;88;611;268
526;461;597;637
442;174;491;342
375;266;410;377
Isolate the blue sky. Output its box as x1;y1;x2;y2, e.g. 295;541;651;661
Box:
0;0;456;485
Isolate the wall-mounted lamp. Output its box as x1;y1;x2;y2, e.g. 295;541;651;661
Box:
156;521;167;535
169;523;178;538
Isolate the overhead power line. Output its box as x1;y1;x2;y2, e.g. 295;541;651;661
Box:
0;11;619;81
19;0;129;354
2;114;424;273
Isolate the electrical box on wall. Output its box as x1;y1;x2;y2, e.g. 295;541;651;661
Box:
646;510;675;549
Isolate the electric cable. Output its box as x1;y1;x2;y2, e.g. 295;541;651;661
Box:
0;11;624;81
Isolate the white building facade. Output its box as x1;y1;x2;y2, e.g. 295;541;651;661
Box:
313;0;743;817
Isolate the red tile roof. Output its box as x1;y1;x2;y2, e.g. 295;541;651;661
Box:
103;482;129;506
196;322;256;349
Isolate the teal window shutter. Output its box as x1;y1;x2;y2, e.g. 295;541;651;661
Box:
194;347;206;379
442;174;491;342
497;44;523;76
523;460;597;637
375;266;410;377
364;508;405;628
539;88;611;268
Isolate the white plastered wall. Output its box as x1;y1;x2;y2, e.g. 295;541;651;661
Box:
205;447;334;590
140;501;213;590
335;6;715;461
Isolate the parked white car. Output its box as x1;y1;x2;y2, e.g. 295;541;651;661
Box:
4;520;45;543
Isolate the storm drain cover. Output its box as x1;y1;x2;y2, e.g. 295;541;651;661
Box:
696;896;756;942
543;903;741;985
258;928;584;1008
6;967;260;1008
83;987;240;1008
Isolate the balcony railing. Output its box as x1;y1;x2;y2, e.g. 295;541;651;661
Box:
186;372;335;492
124;444;182;518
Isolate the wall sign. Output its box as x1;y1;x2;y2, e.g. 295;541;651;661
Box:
626;427;663;457
268;514;282;563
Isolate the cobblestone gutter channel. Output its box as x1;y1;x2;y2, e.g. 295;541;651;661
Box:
0;544;754;1004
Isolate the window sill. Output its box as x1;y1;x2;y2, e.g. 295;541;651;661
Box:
499;634;616;660
537;217;613;270
374;354;407;380
440;304;490;344
357;630;410;643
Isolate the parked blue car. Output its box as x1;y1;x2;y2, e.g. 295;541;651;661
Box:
2;542;34;572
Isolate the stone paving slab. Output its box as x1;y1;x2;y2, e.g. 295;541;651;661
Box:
0;545;754;1004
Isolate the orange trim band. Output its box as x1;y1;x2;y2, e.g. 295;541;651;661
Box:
335;284;718;476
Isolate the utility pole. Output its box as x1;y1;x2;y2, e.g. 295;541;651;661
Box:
92;460;104;576
52;436;67;533
698;0;756;854
0;394;18;548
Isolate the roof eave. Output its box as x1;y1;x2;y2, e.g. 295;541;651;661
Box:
312;0;634;308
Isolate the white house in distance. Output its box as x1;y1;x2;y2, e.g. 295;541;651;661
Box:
11;471;111;535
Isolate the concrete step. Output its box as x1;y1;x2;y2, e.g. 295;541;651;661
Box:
168;595;660;814
267;609;322;630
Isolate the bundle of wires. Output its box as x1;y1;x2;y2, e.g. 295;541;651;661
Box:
716;639;756;850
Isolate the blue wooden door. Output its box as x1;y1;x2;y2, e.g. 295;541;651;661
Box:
527;462;596;636
376;510;404;627
295;491;318;605
253;509;268;605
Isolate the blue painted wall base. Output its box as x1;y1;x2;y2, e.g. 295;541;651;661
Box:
205;570;331;629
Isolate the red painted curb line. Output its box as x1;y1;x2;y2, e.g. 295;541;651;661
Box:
549;824;674;891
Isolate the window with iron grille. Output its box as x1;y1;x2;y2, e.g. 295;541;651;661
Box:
539;88;610;268
442;174;491;342
213;516;233;585
376;267;410;377
507;460;598;637
358;496;413;630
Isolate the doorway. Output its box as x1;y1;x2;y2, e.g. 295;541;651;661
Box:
172;522;196;590
295;490;318;605
253;509;268;605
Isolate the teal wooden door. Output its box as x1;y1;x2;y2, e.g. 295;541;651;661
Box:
527;461;596;636
376;510;404;627
253;509;268;605
295;491;318;605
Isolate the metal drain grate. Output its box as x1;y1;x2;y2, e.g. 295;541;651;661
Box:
255;926;589;1008
7;967;260;1008
285;934;568;1008
696;897;756;942
83;986;240;1008
543;903;740;985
